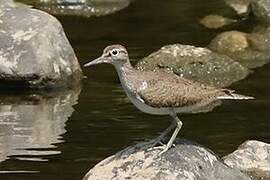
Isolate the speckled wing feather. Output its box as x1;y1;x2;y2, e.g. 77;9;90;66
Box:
136;71;225;108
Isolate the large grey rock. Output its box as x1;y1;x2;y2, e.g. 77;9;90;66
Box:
0;87;81;162
0;1;82;89
84;139;251;180
135;44;250;88
252;0;270;24
208;30;270;69
223;140;270;180
31;0;130;17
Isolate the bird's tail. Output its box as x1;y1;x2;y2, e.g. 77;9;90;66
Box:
217;90;254;100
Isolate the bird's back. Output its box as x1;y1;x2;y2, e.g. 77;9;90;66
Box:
123;69;251;109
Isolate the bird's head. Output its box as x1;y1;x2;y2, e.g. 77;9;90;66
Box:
84;44;129;67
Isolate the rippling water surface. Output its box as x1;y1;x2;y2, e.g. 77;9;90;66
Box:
1;0;270;179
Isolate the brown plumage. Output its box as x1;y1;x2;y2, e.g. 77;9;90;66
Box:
122;68;247;109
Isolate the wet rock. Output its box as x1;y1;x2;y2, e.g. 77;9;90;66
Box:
84;139;251;180
208;30;270;69
0;0;15;8
223;140;270;180
209;31;250;52
0;1;82;89
249;25;270;51
135;44;250;88
251;0;270;24
0;86;81;162
200;14;237;29
225;0;251;15
33;0;130;17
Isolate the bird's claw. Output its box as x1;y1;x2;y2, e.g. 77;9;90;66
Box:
148;137;165;148
148;143;176;156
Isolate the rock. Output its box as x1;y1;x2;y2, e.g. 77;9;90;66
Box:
209;31;250;53
251;0;270;24
84;139;251;180
225;0;251;15
200;14;237;29
0;1;82;89
33;0;131;17
0;86;81;162
249;25;270;51
208;30;270;69
223;140;270;180
0;0;15;8
135;44;250;88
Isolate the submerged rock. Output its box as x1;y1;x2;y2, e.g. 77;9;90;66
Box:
251;0;270;24
200;14;237;29
225;0;251;15
84;139;251;180
208;30;270;69
32;0;130;17
135;44;249;88
0;1;82;89
223;140;270;180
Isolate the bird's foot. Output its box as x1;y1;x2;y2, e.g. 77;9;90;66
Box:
158;145;170;156
149;137;166;148
148;143;176;156
158;143;176;156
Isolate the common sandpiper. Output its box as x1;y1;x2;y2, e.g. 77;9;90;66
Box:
84;44;253;155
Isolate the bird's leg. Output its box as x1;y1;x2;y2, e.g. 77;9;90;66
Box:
150;121;176;147
158;112;183;155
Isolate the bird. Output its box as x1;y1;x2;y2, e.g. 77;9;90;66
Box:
84;44;254;155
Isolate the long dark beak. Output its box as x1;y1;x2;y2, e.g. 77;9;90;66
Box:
83;56;108;67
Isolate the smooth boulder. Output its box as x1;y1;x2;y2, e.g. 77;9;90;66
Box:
84;139;251;180
136;44;250;88
223;140;270;180
0;1;82;89
208;30;270;69
33;0;131;17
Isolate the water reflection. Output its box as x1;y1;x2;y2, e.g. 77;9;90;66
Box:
0;87;81;162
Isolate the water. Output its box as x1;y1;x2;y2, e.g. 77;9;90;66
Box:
1;0;270;179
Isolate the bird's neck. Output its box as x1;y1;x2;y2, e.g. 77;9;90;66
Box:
114;61;134;75
114;62;137;92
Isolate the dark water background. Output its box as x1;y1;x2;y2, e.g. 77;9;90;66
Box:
0;0;270;179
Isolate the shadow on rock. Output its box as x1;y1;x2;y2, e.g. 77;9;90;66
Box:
0;86;81;162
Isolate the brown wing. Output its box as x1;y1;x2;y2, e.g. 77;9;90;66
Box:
137;72;224;108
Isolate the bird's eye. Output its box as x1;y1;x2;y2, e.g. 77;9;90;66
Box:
111;49;119;56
